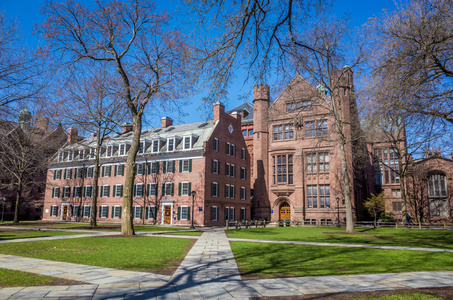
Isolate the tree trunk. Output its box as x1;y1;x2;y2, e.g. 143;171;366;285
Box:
13;179;22;224
121;115;142;236
90;129;102;227
339;137;355;233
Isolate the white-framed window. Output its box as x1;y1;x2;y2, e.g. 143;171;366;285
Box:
164;160;174;173
119;143;126;156
152;139;160;153
149;162;159;174
113;206;121;218
67;150;74;161
84;186;93;198
180;182;190;196
58;151;64;162
133;206;142;219
100;185;110;197
183;136;192;150
102;165;111;177
164;182;173;196
136;163;145;175
54;169;62;180
212;160;219;174
230;185;235;199
52;187;60;198
148;183;157;196
392;189;401;197
211;206;218;221
106;145;113;157
181;159;191;172
134;183;144;197
89;148;96;159
240;187;246;200
214;138;219;152
240;167;247;180
138;141;146;154
114;185;123;197
100;205;108;218
63;186;71;198
50;205;58;216
86;166;94;178
83;205;92;218
78;149;86;160
225;184;230;198
74;186;82;198
72;205;79;217
212;182;219;197
147;206;156;219
179;206;190;220
75;168;83;179
241;148;246;160
240;207;246;221
115;164;125;176
167;137;175;152
64;168;72;179
229;207;235;221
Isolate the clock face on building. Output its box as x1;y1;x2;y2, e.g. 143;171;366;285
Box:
228;124;234;134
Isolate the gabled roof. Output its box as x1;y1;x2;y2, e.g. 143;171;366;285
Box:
226;102;254;123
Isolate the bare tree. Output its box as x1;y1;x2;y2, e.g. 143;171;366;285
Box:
368;0;453;124
40;0;193;235
0;11;47;112
55;62;128;227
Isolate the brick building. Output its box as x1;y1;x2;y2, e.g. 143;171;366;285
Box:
42;102;251;226
229;68;366;224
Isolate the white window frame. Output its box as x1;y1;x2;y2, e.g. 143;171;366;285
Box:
85;186;93;198
164;182;172;196
180;206;189;220
149;183;157;197
147;205;156;219
86;166;94;178
115;184;123;197
106;145;113;157
100;205;108;218
63;186;70;198
89;148;96;159
136;163;145;175
103;165;111;177
78;149;86;160
152;139;160;153
64;168;72;179
54;169;62;180
149;162;159;174
181;182;190;196
135;183;144;197
138;140;145;154
67;150;74;161
183;135;192;150
212;182;219;197
134;206;142;219
119;143;126;156
74;186;82;198
58;151;64;162
167;137;175;152
50;205;58;216
72;205;79;217
101;185;109;197
116;164;124;176
83;205;92;218
113;206;121;218
211;206;218;221
52;187;60;198
181;160;190;172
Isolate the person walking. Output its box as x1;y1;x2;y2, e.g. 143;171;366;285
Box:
405;213;411;228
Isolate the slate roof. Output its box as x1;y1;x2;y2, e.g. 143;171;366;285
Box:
226;102;254;123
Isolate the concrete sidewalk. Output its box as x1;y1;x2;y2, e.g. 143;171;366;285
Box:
0;228;452;299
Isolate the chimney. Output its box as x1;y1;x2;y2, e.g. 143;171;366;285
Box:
35;118;49;132
213;101;225;122
161;117;173;128
67;127;78;144
230;111;242;121
122;123;133;133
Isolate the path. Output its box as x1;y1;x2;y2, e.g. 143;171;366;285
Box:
0;228;452;299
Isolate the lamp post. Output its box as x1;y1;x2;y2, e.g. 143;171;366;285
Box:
190;191;196;229
336;197;340;227
1;197;5;222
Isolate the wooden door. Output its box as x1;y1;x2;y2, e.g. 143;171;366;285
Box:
62;205;68;221
279;203;290;220
164;206;171;224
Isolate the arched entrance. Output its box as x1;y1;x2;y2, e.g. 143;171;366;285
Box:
279;202;291;220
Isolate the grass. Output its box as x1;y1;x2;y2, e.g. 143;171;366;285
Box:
0;236;193;272
154;231;203;236
0;268;77;287
352;292;445;299
0;229;84;240
226;227;453;249
231;242;453;278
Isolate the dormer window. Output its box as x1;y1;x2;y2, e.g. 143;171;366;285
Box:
167;137;175;152
119;143;130;156
89;148;96;159
138;141;146;154
67;151;74;161
106;145;114;157
183;135;196;150
152;139;160;153
78;149;86;160
58;151;64;162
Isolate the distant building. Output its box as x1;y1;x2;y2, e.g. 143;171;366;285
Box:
0;109;65;221
42;103;251;226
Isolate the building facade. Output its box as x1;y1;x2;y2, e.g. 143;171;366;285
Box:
42;103;251;226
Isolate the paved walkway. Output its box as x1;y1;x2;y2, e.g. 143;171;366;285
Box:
0;228;452;299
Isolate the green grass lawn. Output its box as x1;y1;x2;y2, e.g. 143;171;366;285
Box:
153;231;203;236
226;227;453;249
0;229;84;240
0;236;193;272
231;242;453;278
0;268;80;287
352;292;445;300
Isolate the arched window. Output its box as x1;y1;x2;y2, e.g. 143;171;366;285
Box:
428;173;447;198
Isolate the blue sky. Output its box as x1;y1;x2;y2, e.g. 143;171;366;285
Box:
1;0;397;126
